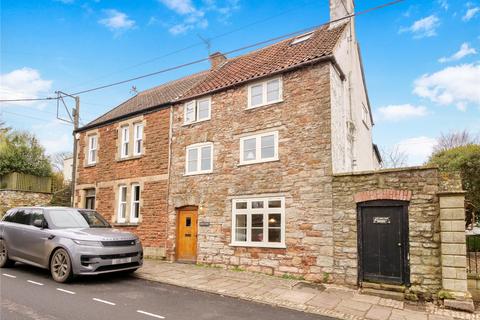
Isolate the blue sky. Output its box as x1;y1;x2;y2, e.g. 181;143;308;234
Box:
1;0;479;165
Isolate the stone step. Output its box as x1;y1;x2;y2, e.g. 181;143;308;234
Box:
360;288;405;301
361;282;406;292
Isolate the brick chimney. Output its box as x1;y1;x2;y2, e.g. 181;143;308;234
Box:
209;52;227;70
330;0;354;26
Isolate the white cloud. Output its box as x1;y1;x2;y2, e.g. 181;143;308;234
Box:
99;9;136;33
438;0;448;10
400;15;440;38
396;136;438;165
159;0;196;14
439;42;477;63
0;67;52;107
463;6;480;21
32;120;72;155
55;0;74;4
376;104;429;122
413;63;480;110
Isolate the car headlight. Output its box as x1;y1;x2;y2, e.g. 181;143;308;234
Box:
135;238;141;245
73;239;103;247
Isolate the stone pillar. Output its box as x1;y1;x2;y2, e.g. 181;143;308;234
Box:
438;191;474;312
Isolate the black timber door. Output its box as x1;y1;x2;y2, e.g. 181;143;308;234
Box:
358;201;409;286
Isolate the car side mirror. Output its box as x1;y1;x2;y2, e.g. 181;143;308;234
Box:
33;219;47;229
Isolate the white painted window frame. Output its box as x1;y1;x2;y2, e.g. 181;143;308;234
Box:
185;142;214;175
130;184;140;224
183;97;211;125
117;185;127;223
133;123;144;156
87;135;97;165
239;131;279;165
247;77;283;109
120;126;130;158
230;197;286;248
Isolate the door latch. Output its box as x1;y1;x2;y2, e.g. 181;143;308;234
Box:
397;242;402;247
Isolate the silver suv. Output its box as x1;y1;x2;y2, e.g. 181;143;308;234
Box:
0;207;143;282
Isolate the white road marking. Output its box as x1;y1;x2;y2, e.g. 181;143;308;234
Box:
2;273;16;278
136;310;165;319
56;288;75;295
92;298;116;306
27;280;44;286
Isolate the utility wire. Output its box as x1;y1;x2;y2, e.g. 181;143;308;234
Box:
0;110;72;126
0;0;405;102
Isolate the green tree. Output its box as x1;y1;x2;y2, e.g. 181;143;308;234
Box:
428;145;480;218
0;131;52;177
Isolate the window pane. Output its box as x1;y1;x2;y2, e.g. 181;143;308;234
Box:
268;229;281;243
120;187;127;202
235;215;246;228
235;228;246;241
252;201;264;209
261;134;275;159
251;228;263;242
185;102;195;122
133;203;140;218
198;99;210;120
200;146;211;171
252;214;263;227
133;185;140;201
268;200;282;208
268;214;281;228
266;80;280;102
236;202;247;209
187;148;198;172
121;203;126;218
250;84;263;106
243;138;256;161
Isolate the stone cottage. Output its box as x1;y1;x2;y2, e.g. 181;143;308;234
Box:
74;0;471;302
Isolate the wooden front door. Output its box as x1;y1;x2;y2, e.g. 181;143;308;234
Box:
176;209;198;262
358;201;409;286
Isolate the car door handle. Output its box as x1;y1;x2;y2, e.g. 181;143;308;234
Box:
43;235;55;240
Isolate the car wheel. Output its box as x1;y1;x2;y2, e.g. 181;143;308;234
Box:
50;248;73;283
0;239;15;268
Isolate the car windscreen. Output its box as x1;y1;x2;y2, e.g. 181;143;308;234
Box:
78;210;111;228
46;209;90;229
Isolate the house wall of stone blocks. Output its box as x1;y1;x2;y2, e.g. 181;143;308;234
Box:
332;167;466;300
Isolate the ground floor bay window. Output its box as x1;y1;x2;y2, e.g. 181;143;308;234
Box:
231;197;285;248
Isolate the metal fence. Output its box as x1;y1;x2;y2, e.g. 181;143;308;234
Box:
0;172;52;193
467;234;480;276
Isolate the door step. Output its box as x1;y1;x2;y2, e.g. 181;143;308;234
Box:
360;288;405;301
361;282;406;292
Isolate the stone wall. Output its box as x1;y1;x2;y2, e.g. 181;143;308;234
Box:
168;63;335;280
332;166;463;299
74;108;170;256
0;190;52;216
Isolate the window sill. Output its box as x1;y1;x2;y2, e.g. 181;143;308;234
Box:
246;99;283;110
184;170;213;176
84;163;97;168
238;158;279;167
113;223;140;227
117;155;142;162
229;242;286;249
183;118;210;127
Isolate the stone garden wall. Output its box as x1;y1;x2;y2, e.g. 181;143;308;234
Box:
0;190;52;216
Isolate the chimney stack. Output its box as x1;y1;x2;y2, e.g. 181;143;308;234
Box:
209;52;227;70
330;0;354;27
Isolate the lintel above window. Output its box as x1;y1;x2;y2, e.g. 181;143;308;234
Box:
247;77;283;109
184;97;211;125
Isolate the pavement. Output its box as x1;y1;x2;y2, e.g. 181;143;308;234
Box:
0;263;332;320
136;259;480;320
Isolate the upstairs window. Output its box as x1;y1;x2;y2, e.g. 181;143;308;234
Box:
133;123;144;156
120;126;129;158
240;131;279;165
130;184;141;223
185;142;213;175
87;135;98;165
248;78;282;109
184;97;211;124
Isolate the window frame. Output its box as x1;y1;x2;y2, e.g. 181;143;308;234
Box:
87;135;98;165
120;126;130;159
183;97;211;125
130;184;141;224
239;131;279;165
117;185;127;223
133;123;144;156
230;197;286;248
185;142;214;175
247;77;283;109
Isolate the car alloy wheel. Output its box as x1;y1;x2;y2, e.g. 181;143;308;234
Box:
0;239;15;268
50;248;72;283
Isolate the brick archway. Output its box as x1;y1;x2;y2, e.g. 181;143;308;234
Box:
354;189;412;203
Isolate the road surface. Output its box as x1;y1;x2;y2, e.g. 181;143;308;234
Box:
0;263;334;320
